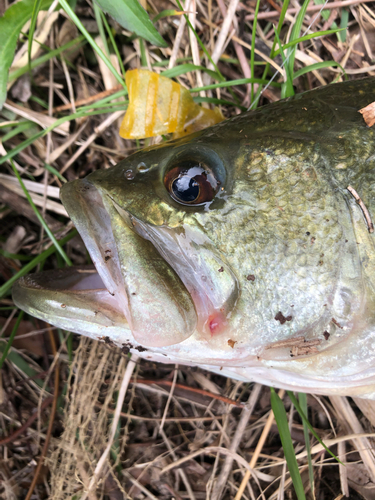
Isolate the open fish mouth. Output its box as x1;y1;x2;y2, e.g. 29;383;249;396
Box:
14;177;238;349
12;265;132;344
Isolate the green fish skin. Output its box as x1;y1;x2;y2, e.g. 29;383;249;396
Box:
13;78;375;398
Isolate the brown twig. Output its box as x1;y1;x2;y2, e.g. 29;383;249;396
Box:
347;185;374;233
131;378;245;407
96;403;224;422
0;396;53;446
243;0;375;21
264;0;282;13
42;84;123;114
25;326;59;500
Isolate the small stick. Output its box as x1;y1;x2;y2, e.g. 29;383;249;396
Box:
168;0;190;69
209;0;240;67
42;84;123;114
132;378;245;407
347;185;374;233
211;384;262;500
0;396;53;446
265;336;305;350
243;0;374;21
25;326;59;500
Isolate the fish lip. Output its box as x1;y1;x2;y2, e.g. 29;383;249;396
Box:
60;178;131;321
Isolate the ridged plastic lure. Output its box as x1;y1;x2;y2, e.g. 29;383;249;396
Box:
119;69;224;139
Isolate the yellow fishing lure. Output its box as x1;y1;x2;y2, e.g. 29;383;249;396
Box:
119;69;224;139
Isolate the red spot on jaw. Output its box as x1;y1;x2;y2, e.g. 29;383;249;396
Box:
207;312;227;336
209;317;220;334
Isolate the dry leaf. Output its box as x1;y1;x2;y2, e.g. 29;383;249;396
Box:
359;101;375;127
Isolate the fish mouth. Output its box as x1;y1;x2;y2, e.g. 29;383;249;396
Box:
49;177;238;348
12;264;135;346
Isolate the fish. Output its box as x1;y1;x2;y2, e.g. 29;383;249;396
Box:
12;78;375;398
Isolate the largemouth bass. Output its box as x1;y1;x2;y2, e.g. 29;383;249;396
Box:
13;78;375;398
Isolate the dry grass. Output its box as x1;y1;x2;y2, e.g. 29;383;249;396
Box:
1;0;375;498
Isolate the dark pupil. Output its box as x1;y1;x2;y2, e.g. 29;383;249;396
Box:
172;175;200;202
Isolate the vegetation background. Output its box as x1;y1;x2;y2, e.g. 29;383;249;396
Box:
1;0;375;498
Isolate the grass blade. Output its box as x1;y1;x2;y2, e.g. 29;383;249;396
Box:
10;160;72;266
100;10;126;80
175;0;223;79
252;0;291;109
0;230;77;299
271;388;306;500
250;0;262;103
287;391;342;464
0;310;24;370
153;9;181;23
340;8;349;43
0;250;32;261
190;77;271;93
1;120;35;142
93;1;110;56
28;0;43;73
58;0;126;87
273;27;294;98
314;0;345;41
162;63;221;80
299;392;315;496
94;0;167;47
0;339;44;387
293;60;345;80
272;28;346;57
44;163;68;183
0;0;53;109
287;0;310;78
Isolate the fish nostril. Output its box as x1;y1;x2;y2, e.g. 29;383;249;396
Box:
125;169;135;180
137;162;148;173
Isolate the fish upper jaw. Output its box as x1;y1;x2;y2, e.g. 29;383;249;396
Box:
60;178;132;321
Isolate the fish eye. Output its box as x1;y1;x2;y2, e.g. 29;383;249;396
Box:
164;160;220;205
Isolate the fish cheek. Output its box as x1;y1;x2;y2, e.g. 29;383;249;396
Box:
198;141;346;347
